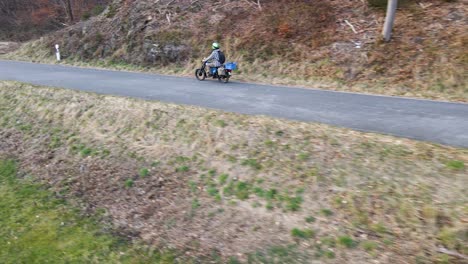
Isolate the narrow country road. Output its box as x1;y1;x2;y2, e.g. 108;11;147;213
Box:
1;60;467;148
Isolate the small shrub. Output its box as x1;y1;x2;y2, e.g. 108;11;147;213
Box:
437;228;459;249
291;228;315;239
275;130;284;136
91;5;105;16
106;4;117;18
367;0;388;8
124;179;134;188
305;216;316;223
338;236;357;248
139;168;149;177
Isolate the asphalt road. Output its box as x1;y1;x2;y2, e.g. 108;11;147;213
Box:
1;60;467;148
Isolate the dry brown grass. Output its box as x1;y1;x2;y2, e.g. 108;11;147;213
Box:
0;81;467;263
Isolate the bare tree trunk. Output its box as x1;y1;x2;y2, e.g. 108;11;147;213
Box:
65;0;74;23
382;0;397;42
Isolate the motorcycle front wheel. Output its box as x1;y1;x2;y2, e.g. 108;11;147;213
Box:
195;69;206;81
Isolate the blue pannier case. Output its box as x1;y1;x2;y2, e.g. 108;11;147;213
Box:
225;62;237;70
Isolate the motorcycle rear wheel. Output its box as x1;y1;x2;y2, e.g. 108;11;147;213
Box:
195;69;206;81
218;76;230;83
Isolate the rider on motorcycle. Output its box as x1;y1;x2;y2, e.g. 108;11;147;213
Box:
203;42;222;72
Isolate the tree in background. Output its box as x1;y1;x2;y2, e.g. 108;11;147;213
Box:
0;0;108;41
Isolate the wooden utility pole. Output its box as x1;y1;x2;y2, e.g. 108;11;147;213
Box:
382;0;398;42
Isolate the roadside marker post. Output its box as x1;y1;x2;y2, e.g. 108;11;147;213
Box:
55;44;61;61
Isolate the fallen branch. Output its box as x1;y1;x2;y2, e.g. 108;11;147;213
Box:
437;247;468;260
344;19;358;34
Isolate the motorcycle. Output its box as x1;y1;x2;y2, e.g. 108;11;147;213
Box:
195;61;237;83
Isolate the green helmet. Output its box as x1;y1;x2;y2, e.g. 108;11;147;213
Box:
212;42;220;50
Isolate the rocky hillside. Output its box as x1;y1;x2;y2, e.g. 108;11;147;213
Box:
6;0;468;100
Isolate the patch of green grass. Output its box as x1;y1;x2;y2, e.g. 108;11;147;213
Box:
362;240;378;252
321;208;333;216
264;140;275;147
0;160;174;263
124;179;134;188
370;222;388;234
298;153;309;161
266;188;278;200
192;198;201;209
437;228;459;249
253;187;265;197
305;216;316;223
223;181;235;197
445;160;465;170
49;136;62;149
176;165;189;172
189;181;197;193
218;173;229;185
18;123;32;131
247;244;309;263
80;147;94;157
338;235;357;248
139;168;149;177
285;195;303;212
214;119;227;128
207;186;219;197
228;256;241;264
175;156;190;164
291;228;315;239
266;201;274;210
320;237;336;248
235;181;251;200
241;159;262;170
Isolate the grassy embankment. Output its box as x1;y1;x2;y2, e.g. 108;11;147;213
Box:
0;81;467;263
0;159;174;263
